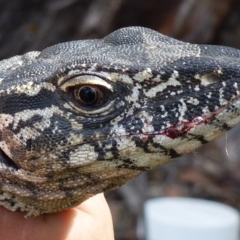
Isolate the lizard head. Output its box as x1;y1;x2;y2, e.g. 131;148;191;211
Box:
1;27;240;215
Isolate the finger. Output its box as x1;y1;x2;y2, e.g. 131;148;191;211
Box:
67;193;114;240
0;194;114;240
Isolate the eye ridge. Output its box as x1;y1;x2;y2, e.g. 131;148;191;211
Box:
73;84;107;107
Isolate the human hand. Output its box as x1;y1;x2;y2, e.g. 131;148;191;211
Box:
0;193;114;240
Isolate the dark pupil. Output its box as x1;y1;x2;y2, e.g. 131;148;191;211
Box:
79;86;96;104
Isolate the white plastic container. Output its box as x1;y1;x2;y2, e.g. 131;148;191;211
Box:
144;197;240;240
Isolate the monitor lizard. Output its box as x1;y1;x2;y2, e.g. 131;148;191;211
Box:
0;26;240;216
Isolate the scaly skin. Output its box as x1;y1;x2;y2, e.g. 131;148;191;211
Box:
0;27;240;215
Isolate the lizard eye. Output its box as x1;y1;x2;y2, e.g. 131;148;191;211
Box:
73;85;108;106
60;74;114;113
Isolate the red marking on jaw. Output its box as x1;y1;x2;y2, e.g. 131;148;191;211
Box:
162;115;216;139
136;114;216;140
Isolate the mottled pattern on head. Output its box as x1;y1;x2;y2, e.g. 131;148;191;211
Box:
1;27;240;215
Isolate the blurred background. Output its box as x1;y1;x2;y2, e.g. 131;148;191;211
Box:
1;0;240;239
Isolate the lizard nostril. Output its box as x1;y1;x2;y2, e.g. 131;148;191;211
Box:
195;72;221;86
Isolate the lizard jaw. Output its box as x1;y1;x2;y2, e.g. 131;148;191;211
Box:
0;148;20;171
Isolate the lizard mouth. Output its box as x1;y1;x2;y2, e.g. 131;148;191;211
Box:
0;148;20;171
142;91;240;140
